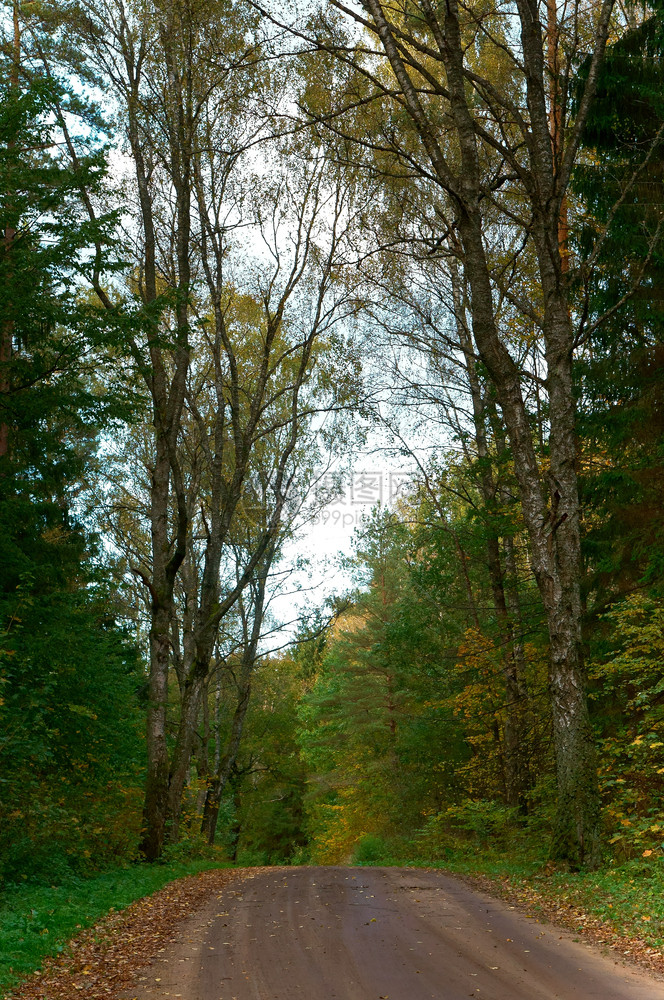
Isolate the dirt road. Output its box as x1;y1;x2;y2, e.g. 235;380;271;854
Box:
124;866;664;1000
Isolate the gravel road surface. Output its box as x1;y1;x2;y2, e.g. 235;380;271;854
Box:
124;866;664;1000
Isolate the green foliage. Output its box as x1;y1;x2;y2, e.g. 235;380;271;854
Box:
502;859;664;951
351;834;395;866
575;4;664;597
0;32;144;882
297;487;552;864
0;579;145;880
436;800;520;847
297;493;664;871
589;594;664;859
0;70;126;455
299;509;478;862
214;655;310;865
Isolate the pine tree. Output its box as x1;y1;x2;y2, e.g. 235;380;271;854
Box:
0;25;143;878
575;3;664;599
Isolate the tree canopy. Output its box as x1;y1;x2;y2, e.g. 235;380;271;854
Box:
2;0;664;885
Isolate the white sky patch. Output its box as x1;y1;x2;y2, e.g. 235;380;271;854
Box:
267;441;420;638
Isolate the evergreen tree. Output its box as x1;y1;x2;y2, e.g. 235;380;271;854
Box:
575;3;664;599
0;26;143;879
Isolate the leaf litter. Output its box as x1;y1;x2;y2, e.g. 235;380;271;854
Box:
5;867;261;1000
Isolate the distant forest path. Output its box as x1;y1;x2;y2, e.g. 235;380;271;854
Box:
122;866;664;1000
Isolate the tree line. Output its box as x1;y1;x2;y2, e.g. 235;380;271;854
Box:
1;0;663;880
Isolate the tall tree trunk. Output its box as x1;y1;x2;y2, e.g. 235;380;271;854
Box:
124;9;192;859
141;436;188;860
491;407;533;802
539;299;599;863
165;669;207;843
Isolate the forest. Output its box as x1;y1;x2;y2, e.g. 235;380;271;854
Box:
2;0;664;971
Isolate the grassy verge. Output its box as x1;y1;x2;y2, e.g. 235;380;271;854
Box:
441;851;664;947
0;857;228;997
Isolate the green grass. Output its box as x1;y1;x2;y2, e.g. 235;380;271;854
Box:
419;844;547;880
0;858;228;997
524;860;664;948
